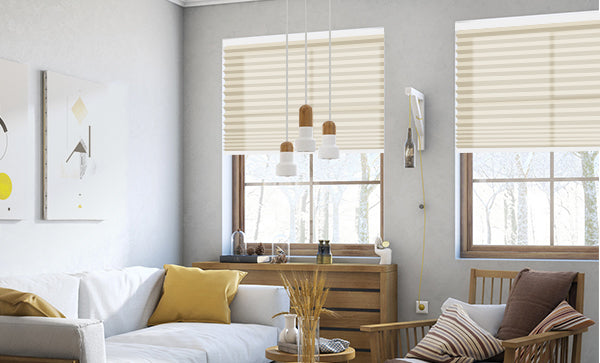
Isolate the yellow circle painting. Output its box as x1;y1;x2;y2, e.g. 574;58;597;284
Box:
0;173;12;200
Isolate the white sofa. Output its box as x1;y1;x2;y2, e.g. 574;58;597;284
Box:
0;266;289;363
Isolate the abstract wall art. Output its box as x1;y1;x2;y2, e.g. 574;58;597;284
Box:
0;58;28;220
43;71;108;220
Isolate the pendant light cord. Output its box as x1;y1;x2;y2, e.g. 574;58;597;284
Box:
410;97;427;306
328;0;332;120
285;0;289;141
304;0;308;105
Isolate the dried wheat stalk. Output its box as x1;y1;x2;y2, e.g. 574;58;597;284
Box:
275;270;338;362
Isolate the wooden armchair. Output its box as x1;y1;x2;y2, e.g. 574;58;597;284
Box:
360;269;587;363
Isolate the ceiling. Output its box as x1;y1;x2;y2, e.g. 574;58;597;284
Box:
167;0;262;7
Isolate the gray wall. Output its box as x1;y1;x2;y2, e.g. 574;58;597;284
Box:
183;0;598;361
0;0;183;274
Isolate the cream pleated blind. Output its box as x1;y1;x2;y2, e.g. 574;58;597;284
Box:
455;18;600;150
223;31;384;153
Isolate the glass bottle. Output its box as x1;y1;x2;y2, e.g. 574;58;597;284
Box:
322;240;332;264
317;240;324;264
405;128;415;168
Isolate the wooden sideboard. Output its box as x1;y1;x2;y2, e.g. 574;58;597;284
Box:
193;262;397;363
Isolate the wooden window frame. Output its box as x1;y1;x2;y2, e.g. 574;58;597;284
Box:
460;153;599;260
233;153;384;256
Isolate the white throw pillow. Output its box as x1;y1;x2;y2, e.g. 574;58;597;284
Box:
441;297;505;336
79;266;164;337
0;273;80;319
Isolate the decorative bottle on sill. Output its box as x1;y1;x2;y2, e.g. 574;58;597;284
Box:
322;240;332;264
317;240;324;264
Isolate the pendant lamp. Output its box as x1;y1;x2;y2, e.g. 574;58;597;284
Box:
276;0;297;177
295;0;316;153
318;0;340;160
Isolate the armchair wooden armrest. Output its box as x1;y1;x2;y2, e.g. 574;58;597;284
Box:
501;329;588;363
361;318;437;332
360;319;437;363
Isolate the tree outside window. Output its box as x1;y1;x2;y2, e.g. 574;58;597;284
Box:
462;151;599;259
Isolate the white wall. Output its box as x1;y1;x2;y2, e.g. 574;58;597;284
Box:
0;0;183;274
182;0;599;361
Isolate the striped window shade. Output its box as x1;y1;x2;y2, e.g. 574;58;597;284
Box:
223;28;384;154
455;13;600;150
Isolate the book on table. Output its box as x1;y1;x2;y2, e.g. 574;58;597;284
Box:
219;255;272;263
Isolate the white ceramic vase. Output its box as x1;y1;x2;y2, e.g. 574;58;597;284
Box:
279;314;298;344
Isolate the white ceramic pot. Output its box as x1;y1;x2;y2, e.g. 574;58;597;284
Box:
279;314;298;344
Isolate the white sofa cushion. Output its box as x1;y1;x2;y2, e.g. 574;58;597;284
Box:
0;273;80;318
441;297;506;335
107;322;277;363
79;266;164;337
231;284;288;331
106;342;207;363
0;316;105;363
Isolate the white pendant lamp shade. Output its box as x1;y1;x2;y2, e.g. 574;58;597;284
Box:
318;121;339;160
276;141;297;176
295;105;316;152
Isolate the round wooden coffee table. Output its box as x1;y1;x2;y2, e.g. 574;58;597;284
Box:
265;346;355;362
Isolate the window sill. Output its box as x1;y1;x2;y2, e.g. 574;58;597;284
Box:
289;255;380;264
247;242;378;257
461;245;598;260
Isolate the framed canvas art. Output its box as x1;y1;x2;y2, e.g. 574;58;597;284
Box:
0;58;28;220
43;70;108;220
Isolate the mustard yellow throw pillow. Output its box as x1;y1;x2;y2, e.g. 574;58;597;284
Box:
0;287;65;318
148;264;247;325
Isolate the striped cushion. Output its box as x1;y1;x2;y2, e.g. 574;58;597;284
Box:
406;305;503;363
517;300;595;361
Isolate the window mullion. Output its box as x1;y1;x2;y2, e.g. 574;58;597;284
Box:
309;154;314;244
550;152;555;246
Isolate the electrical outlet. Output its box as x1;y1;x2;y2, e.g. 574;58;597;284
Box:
416;300;429;314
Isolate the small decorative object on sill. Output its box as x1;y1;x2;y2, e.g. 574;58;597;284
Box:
322;240;332;264
271;245;289;264
246;247;255;256
255;242;265;255
374;236;392;265
316;240;324;264
279;314;298;345
230;229;246;255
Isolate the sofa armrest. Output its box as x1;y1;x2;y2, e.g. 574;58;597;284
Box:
230;284;289;331
0;316;106;363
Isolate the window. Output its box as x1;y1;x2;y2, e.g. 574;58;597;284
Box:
234;152;382;245
455;13;600;259
224;29;384;251
461;152;599;259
